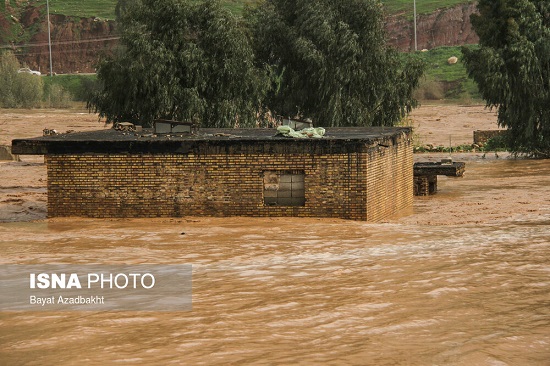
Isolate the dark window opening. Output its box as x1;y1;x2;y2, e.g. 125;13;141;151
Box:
263;171;305;206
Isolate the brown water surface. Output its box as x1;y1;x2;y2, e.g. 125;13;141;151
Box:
1;159;550;365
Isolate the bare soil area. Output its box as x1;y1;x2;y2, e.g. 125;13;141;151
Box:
0;107;108;222
0;108;107;146
409;102;502;146
1;104;548;225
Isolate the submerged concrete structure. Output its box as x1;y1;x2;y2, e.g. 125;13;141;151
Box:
12;127;413;221
413;161;466;196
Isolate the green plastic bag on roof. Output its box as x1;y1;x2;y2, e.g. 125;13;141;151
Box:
276;126;325;139
277;125;292;135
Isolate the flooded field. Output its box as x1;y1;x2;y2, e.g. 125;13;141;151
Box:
1;158;550;365
1;106;549;365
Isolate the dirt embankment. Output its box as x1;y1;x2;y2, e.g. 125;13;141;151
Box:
4;4;117;74
409;103;501;147
385;3;479;51
2;3;479;73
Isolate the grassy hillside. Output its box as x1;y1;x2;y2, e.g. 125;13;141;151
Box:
411;46;481;102
32;0;117;19
47;46;481;104
381;0;475;17
19;1;479;103
26;0;473;20
30;0;260;19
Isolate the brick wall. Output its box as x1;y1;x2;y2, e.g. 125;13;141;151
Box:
413;175;437;196
365;138;413;221
473;130;506;145
45;134;412;221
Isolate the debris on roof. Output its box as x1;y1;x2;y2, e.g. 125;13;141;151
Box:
276;126;326;139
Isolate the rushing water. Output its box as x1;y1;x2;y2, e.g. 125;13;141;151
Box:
1;160;550;365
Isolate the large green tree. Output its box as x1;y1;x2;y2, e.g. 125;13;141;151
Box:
462;0;550;157
88;0;268;127
248;0;424;127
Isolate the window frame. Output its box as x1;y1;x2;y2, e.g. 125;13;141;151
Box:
263;170;305;207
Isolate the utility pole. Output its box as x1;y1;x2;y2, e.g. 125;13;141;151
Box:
46;0;53;76
413;0;417;51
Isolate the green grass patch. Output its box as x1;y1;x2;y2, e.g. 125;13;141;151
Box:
221;0;261;14
29;0;261;20
407;46;482;102
381;0;474;17
24;0;474;20
42;74;98;101
32;0;117;20
415;46;468;82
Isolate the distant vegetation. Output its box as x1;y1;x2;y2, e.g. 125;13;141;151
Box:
42;74;98;101
58;46;483;107
410;46;481;103
26;0;473;19
31;0;118;19
381;0;474;17
3;1;479;107
30;0;261;19
463;0;550;157
0;51;43;108
0;45;480;109
0;51;95;108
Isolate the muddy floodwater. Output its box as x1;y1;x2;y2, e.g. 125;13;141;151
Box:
1;157;549;365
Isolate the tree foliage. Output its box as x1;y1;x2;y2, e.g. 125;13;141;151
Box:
0;51;43;108
248;0;424;127
88;0;268;127
462;0;550;157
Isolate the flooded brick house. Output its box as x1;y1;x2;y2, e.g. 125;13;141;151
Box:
12;126;413;221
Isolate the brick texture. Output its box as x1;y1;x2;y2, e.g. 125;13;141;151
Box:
365;139;414;221
45;134;412;221
473;130;506;145
413;175;437;196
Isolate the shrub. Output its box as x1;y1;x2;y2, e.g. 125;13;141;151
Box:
484;133;509;152
0;51;43;108
413;76;445;100
17;72;44;108
44;84;73;108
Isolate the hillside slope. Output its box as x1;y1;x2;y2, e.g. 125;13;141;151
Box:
1;0;478;73
4;0;474;20
386;2;479;51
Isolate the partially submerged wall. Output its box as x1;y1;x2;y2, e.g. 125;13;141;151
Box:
366;140;414;221
42;131;412;221
0;145;20;161
13;127;413;221
473;130;506;146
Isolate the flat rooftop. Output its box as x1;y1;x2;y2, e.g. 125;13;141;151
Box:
12;127;412;155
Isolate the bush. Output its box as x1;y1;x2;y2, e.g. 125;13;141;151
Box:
0;52;18;107
79;76;102;102
44;83;73;108
0;51;43;108
17;73;44;108
42;74;99;102
484;133;509;152
413;76;445;100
